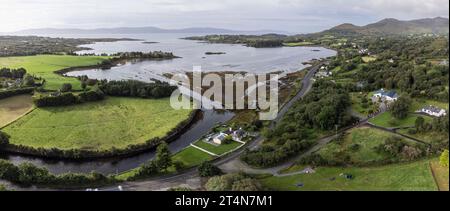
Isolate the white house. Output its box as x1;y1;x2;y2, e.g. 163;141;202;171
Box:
212;133;228;145
419;105;447;117
372;89;398;102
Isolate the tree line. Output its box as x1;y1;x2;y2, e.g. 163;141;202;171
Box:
0;67;27;79
241;80;358;168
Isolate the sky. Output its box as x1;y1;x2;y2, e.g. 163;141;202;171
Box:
0;0;448;33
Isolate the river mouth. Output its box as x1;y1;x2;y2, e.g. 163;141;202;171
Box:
1;33;336;175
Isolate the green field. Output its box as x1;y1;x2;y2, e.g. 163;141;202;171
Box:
173;146;214;168
362;56;377;63
397;129;449;144
193;140;243;155
260;159;438;191
318;127;400;165
283;42;314;47
3;97;193;151
0;55;109;90
430;161;449;191
369;112;432;128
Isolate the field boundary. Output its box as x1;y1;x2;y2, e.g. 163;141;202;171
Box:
429;161;444;191
0;106;36;129
189;144;219;157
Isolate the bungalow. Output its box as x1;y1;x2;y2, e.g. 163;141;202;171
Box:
418;105;447;117
372;89;398;102
316;70;332;78
212;133;228;145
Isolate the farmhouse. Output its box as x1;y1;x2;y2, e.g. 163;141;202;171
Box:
316;67;332;78
209;127;247;145
418;105;447;117
372;89;398;102
212;133;228;145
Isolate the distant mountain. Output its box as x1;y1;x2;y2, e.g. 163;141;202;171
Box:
11;27;277;35
322;17;449;36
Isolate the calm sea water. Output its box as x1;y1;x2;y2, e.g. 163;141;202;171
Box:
63;33;336;81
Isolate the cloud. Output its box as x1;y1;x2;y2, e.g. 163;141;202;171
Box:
0;0;448;33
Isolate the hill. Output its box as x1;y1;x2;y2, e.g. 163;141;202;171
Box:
322;17;449;36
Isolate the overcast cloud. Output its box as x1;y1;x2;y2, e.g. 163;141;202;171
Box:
0;0;448;33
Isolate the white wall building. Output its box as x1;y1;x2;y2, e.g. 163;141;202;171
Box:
419;105;447;117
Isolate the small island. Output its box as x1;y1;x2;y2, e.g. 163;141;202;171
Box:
142;41;159;44
205;52;226;55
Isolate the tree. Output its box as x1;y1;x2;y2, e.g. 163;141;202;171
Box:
81;81;87;90
198;161;222;177
415;116;425;132
231;178;262;191
155;142;172;171
60;83;72;92
223;135;233;145
205;173;261;191
440;150;449;167
390;96;411;119
0;131;9;146
22;74;35;87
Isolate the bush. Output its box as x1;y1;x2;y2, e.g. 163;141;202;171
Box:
198;161;222;177
98;80;177;99
60;83;72;92
205;173;262;191
0;159;113;187
34;93;78;107
78;89;105;102
0;131;10;146
173;161;186;172
0;88;34;100
241;139;313;168
440;150;449;167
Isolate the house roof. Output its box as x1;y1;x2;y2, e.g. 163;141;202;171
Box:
422;105;445;113
374;89;398;98
214;133;227;141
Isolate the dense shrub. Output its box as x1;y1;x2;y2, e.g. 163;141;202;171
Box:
205;173;262;191
78;89;105;102
0;159;114;187
241;139;313;168
34;93;78;107
60;83;73;92
0;67;27;79
99;80;177;99
0;87;34;100
198;161;223;177
0;131;10;146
